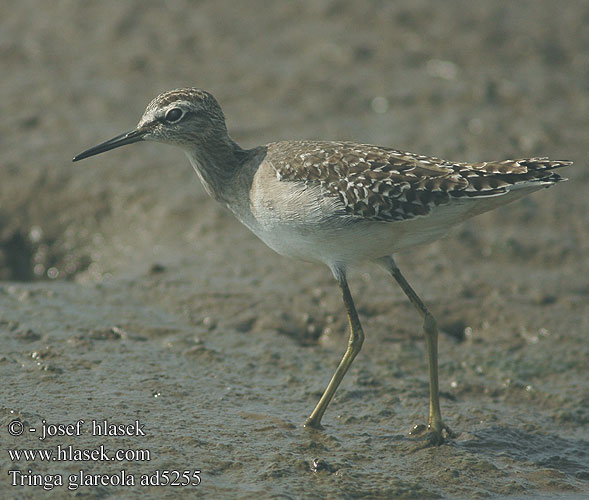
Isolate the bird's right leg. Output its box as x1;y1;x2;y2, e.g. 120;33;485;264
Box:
304;264;365;429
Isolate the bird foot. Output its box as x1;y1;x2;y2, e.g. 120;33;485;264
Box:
409;422;456;447
303;417;324;430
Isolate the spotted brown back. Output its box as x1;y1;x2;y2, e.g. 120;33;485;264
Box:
269;141;569;222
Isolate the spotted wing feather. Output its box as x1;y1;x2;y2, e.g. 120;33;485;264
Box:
269;141;570;222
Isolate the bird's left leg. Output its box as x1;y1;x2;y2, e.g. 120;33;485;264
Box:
377;256;455;445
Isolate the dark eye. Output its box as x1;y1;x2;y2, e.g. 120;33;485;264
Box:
165;108;183;123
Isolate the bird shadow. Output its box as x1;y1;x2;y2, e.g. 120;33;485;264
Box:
454;425;589;480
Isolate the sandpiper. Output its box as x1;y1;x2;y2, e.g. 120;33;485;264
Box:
73;88;570;444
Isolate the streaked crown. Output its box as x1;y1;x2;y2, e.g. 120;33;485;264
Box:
138;87;228;145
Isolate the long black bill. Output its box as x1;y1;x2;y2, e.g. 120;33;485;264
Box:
72;129;145;162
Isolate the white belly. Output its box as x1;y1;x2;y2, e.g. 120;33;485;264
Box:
247;218;448;265
240;181;452;265
235;163;543;267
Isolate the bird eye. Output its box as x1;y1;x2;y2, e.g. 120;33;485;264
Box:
165;107;184;123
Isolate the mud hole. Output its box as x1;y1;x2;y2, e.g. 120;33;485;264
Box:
0;224;90;282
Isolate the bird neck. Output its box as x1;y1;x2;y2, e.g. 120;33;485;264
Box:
184;134;245;203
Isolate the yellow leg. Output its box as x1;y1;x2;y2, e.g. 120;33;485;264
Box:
304;267;364;428
379;256;454;445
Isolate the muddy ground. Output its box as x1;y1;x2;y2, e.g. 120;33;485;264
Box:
1;1;588;498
